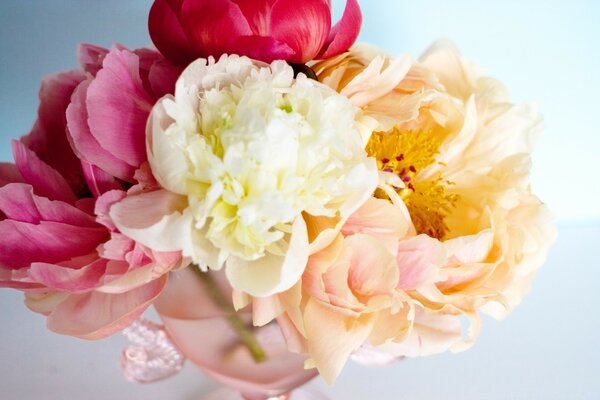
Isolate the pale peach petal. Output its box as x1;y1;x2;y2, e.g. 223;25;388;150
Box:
342;197;410;254
396;235;445;290
345;234;398;297
378;308;463;358
304;298;374;384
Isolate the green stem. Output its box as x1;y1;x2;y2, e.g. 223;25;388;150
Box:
191;265;267;363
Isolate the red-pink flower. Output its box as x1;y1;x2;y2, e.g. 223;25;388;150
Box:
148;0;362;65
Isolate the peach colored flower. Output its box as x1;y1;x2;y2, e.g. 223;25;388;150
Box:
313;41;557;359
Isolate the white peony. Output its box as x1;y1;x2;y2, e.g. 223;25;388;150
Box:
111;55;378;297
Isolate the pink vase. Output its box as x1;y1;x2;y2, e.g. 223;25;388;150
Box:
148;268;325;400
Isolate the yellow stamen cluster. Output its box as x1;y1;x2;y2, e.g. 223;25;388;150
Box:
366;128;458;240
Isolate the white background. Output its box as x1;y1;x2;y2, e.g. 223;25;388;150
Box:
0;1;598;399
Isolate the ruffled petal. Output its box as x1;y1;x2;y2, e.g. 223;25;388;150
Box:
66;80;136;181
396;235;445;291
86;49;155;169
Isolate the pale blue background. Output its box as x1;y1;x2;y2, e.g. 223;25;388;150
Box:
1;0;599;222
0;2;599;399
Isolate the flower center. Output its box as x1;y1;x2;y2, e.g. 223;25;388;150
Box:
366;127;458;240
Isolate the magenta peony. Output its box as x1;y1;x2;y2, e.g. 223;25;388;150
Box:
148;0;362;65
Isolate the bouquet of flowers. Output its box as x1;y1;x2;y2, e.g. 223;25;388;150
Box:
0;0;555;391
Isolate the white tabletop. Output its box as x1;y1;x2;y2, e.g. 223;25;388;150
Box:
1;223;598;400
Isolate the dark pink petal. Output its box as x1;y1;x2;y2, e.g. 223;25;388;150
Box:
318;0;362;59
0;219;108;270
268;0;331;63
0;163;24;187
78;44;109;76
0;183;97;227
231;0;278;35
66;80;136;181
149;0;197;66
180;0;253;58
148;58;181;99
86;49;155;169
29;258;108;293
11;140;77;204
21;71;86;191
46;276;167;339
229;36;296;64
81;162;122;197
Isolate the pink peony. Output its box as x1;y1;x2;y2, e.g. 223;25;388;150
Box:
67;44;180;195
148;0;362;65
0;45;185;339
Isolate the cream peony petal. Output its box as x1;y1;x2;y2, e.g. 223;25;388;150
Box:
146;99;189;194
110;190;193;254
225;216;309;297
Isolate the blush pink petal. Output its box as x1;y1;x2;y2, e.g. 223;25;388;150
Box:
346;234;399;297
268;0;331;63
149;0;196;66
28;259;108;293
46;276;167;340
66;80;136;181
318;0;362;59
11;140;76;204
396;235;445;291
180;0;253;58
21;71;86;190
342;197;410;254
86;49;155;168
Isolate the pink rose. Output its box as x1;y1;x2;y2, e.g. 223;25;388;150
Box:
148;0;362;65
